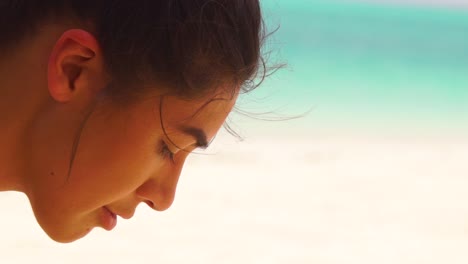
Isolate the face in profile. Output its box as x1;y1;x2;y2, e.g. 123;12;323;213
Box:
2;27;240;243
24;91;236;243
1;0;263;243
0;19;241;243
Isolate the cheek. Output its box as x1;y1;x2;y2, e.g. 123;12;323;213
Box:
67;134;155;205
61;110;166;209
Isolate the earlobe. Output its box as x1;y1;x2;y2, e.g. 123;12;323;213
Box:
47;29;102;103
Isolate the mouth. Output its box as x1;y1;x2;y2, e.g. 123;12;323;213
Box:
101;207;117;231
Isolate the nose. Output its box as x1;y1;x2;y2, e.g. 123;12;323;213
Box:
135;158;185;211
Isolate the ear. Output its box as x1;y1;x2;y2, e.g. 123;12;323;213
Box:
47;29;109;103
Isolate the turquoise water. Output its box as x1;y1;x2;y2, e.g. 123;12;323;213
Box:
248;1;468;133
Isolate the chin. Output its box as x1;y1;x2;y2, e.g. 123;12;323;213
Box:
28;197;99;243
42;224;93;243
32;212;95;243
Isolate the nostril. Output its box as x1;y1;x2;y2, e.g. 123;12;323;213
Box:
144;200;154;209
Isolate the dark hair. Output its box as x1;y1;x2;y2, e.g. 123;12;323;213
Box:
0;0;267;101
1;1;279;179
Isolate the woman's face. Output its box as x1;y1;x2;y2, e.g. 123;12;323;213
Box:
24;91;237;243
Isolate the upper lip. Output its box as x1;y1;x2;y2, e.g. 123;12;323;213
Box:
105;207;134;220
118;212;134;220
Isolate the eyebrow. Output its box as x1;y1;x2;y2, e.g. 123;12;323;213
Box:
177;125;210;149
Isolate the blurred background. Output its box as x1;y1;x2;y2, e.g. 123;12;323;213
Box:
1;1;467;263
250;0;468;138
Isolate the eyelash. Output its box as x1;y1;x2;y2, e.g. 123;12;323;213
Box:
160;141;175;162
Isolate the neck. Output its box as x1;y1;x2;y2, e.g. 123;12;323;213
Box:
0;56;27;192
0;39;51;192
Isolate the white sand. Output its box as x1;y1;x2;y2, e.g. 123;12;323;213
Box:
1;133;467;263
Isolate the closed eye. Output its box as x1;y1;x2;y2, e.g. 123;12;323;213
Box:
159;141;175;163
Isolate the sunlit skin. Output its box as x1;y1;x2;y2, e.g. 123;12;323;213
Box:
0;21;237;242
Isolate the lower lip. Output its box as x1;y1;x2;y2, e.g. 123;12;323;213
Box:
102;207;117;231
